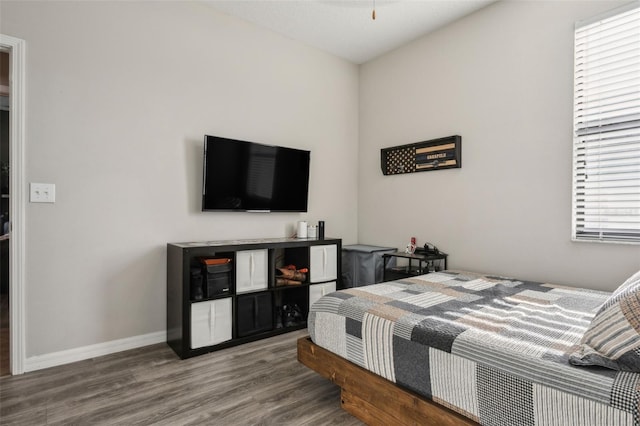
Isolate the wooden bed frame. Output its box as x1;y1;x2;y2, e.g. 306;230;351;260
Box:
297;336;479;426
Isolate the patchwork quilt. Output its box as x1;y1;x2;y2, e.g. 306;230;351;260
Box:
308;271;640;426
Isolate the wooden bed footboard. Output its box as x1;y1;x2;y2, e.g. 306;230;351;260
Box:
297;336;478;426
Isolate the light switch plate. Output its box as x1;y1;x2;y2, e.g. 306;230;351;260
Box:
30;183;56;203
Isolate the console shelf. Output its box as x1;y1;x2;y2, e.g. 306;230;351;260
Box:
167;237;341;359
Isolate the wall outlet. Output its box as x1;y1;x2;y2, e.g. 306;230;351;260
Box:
30;183;56;203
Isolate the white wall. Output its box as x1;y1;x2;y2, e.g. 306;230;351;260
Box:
1;1;359;357
359;0;638;291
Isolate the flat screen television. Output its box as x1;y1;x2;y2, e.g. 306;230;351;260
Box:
202;135;310;212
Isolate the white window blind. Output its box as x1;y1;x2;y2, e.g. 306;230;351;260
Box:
572;2;640;243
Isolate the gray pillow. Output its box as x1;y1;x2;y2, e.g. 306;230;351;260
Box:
569;270;640;371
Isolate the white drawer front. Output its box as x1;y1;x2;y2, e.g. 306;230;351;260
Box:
190;298;232;349
310;244;338;283
236;249;268;293
309;282;337;308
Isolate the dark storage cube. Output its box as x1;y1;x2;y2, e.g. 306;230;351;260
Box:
237;293;273;337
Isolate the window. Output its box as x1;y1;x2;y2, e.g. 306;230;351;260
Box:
572;2;640;243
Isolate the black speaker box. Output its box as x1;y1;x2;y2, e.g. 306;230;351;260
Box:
202;262;232;298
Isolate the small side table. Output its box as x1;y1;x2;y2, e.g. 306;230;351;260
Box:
382;251;448;281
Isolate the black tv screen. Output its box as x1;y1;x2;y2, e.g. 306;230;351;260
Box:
202;135;310;212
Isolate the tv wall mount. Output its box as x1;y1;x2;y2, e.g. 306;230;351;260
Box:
381;135;461;176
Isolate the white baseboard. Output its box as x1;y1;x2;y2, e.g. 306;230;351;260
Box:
24;331;167;373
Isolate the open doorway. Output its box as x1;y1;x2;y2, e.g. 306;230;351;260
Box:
0;50;9;376
0;34;25;376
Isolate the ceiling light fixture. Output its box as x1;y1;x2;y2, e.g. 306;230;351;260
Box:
372;0;376;20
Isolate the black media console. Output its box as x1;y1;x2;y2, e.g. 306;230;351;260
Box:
167;237;341;359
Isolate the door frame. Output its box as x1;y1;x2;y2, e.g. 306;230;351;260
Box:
0;34;26;375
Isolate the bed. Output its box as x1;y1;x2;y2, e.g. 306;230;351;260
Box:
297;270;640;426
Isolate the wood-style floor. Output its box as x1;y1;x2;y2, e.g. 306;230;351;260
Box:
0;330;363;425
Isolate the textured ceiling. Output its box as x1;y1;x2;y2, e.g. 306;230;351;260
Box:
203;0;496;64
